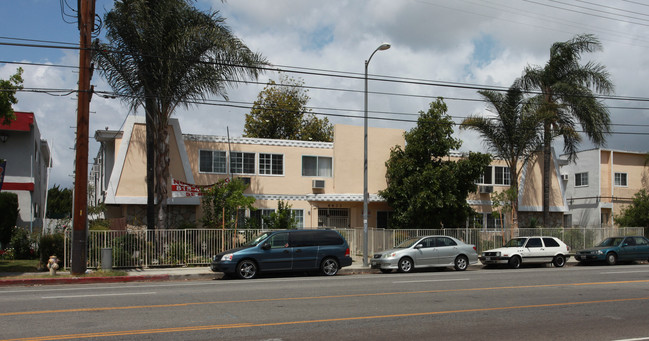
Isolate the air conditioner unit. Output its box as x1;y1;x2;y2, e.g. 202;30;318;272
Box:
239;177;251;186
312;179;325;189
479;185;493;194
561;174;569;181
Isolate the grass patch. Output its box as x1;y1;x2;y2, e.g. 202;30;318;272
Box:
0;259;40;273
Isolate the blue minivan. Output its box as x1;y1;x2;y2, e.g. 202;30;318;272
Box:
211;229;353;279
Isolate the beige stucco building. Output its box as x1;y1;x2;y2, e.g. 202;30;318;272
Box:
92;116;404;229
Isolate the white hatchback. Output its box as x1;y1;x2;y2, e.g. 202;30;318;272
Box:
479;236;570;269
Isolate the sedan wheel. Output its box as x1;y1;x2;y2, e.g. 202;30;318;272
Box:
398;257;414;273
320;257;339;276
236;260;257;279
553;255;566;267
606;252;618;265
454;255;468;271
508;256;521;269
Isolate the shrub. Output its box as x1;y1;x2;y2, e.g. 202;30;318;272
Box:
39;233;64;268
10;228;35;259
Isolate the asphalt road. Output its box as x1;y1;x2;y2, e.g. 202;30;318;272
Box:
1;263;649;341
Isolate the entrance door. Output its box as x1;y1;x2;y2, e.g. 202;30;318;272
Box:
318;208;349;229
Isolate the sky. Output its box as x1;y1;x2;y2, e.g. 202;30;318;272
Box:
2;0;649;189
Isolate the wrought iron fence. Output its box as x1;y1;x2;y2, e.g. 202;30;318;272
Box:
64;227;645;269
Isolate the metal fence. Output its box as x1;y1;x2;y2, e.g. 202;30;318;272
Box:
64;227;645;269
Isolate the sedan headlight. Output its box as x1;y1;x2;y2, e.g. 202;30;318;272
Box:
221;253;234;261
384;252;398;258
596;250;604;255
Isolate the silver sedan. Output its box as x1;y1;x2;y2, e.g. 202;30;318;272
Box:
371;235;479;273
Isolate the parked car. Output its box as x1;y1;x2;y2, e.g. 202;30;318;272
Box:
210;229;353;279
575;236;649;265
479;236;570;269
370;235;479;273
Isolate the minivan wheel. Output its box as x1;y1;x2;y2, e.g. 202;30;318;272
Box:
553;255;566;267
236;259;258;279
606;252;618;265
454;255;469;271
398;257;414;273
321;257;339;276
508;256;521;269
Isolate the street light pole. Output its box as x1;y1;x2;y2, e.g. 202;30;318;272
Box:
363;43;390;267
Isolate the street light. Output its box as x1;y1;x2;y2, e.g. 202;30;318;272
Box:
363;42;390;267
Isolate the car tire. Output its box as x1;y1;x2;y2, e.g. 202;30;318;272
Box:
553;255;566;268
236;259;258;279
606;252;618;265
397;257;414;273
379;269;392;274
508;256;521;269
320;257;339;276
454;255;469;271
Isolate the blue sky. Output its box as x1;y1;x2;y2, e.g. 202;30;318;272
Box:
2;0;649;188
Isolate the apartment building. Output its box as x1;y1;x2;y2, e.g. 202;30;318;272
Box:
560;148;649;227
0;111;51;231
92;116;404;229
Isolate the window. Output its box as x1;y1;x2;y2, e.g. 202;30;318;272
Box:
476;166;492;184
199;150;226;173
291;209;304;229
575;172;589;187
494;166;510;185
486;213;502;229
302;156;332;177
543;238;560;247
251;209;275;229
230;152;255;175
526;238;542;248
269;233;289;249
377;211;393;229
259;153;284;175
436;237;457;247
614;172;628;187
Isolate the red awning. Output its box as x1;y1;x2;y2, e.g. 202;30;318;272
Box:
0;112;34;131
2;182;34;192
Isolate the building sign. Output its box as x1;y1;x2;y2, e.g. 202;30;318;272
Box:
0;159;5;192
171;178;227;197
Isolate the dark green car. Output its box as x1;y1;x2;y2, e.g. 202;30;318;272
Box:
575;236;649;265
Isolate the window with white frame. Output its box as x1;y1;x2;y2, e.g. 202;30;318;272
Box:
259;153;284;175
199;150;227;173
476;166;493;185
494;166;511;185
614;172;628;187
302;156;333;177
251;209;275;229
575;172;589;187
291;209;304;229
230;152;255;175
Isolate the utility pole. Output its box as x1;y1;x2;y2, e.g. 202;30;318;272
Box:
71;0;95;275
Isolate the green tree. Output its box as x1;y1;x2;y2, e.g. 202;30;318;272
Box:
461;83;545;229
201;178;255;229
0;192;19;248
94;0;267;230
244;76;333;142
379;99;492;229
0;67;23;125
520;34;613;226
46;185;72;219
263;200;297;230
614;190;649;231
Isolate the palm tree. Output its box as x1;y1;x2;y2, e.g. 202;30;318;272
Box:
520;34;613;226
461;83;544;229
94;0;267;229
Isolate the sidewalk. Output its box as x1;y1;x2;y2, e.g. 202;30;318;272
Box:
0;262;376;286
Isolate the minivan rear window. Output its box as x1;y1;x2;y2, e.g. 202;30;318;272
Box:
318;230;344;246
290;231;317;247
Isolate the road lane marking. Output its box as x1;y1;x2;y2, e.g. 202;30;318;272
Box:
42;292;156;299
602;270;649;274
1;279;648;317
393;278;470;284
614;338;649;341
3;296;649;341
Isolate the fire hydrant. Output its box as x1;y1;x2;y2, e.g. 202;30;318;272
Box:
47;256;59;276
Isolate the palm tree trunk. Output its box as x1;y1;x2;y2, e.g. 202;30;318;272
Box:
543;121;552;227
155;121;170;229
145;101;155;231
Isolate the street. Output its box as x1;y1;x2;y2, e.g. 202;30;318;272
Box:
1;263;649;340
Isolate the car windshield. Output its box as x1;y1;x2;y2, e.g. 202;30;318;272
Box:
243;232;273;247
395;237;421;248
504;238;527;247
597;237;624;247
